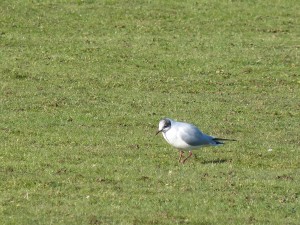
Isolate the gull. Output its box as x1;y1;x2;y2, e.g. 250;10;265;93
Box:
156;118;236;163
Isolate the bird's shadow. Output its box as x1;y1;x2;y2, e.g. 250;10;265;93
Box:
199;158;229;164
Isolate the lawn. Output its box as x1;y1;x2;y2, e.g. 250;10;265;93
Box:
0;0;299;224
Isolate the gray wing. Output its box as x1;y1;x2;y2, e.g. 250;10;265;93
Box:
178;122;213;146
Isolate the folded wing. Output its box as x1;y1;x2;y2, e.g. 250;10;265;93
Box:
179;123;215;146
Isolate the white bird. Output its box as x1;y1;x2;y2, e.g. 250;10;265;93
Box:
156;118;236;163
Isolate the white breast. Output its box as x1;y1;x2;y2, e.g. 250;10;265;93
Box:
162;129;194;150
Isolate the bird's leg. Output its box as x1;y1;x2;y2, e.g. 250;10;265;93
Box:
181;151;193;164
178;150;184;162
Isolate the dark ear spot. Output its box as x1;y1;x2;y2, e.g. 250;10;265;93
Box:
163;119;171;128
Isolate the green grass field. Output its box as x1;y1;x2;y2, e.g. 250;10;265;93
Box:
1;0;299;224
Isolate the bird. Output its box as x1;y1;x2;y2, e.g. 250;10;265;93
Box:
156;118;236;163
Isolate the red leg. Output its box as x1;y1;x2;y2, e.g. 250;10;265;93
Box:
182;151;193;163
178;150;184;162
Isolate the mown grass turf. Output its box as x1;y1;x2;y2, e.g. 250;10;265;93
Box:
0;0;299;224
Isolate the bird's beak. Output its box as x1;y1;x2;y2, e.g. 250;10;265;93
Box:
155;130;162;136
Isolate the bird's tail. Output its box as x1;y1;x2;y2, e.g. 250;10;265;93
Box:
213;138;237;145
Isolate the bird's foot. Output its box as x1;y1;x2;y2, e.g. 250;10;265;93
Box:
180;151;193;164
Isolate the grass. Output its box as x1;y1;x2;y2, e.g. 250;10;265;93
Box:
0;0;299;224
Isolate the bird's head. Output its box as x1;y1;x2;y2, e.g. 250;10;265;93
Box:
156;118;172;135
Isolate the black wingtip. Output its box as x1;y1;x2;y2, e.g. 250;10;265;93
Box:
213;138;237;142
215;140;224;145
